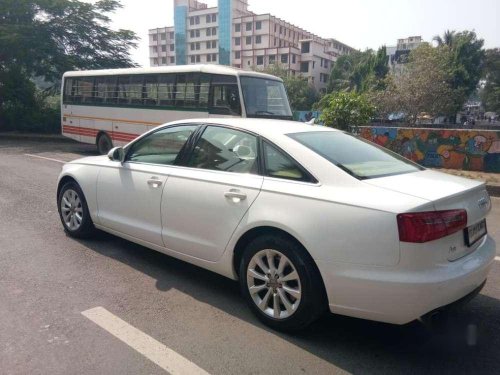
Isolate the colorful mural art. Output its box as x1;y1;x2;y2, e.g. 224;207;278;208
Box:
359;127;500;173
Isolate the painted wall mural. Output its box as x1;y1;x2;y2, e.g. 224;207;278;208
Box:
359;127;500;173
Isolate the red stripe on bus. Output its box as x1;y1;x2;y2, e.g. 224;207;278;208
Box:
62;126;139;141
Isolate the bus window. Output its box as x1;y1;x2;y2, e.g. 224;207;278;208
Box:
117;76;130;104
95;76;117;104
198;74;210;109
129;75;144;105
144;75;159;106
158;74;175;107
184;74;199;108
209;75;241;116
63;78;73;104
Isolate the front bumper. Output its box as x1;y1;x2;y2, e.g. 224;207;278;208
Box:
316;235;496;325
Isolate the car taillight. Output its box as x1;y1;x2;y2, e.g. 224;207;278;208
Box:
397;210;467;243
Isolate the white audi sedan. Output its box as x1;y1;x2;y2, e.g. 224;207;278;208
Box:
57;118;495;331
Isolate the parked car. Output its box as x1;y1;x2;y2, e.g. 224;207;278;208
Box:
57;118;495;331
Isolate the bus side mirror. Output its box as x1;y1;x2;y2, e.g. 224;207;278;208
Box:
108;147;125;162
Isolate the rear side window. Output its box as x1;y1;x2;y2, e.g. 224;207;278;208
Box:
263;142;312;182
289;131;423;180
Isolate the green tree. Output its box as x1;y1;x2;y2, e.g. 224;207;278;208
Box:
433;30;457;47
316;91;375;130
261;64;319;110
0;0;137;131
481;48;500;112
327;47;388;93
370;44;455;123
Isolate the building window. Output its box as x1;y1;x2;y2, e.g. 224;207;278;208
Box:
196;29;200;37
190;43;194;51
235;23;240;32
206;15;211;23
207;28;211;37
153;46;158;53
281;54;288;64
274;37;277;46
212;54;217;62
246;36;252;45
212;40;217;48
190;56;195;63
301;41;310;53
292;54;296;64
170;57;175;63
235;37;241;46
256;56;264;65
196;55;201;63
152;34;157;41
280;26;283;34
161;33;166;40
195;16;200;25
153;58;158;65
246;22;252;31
274;24;277;33
256;35;261;44
207;54;212;62
313;61;315;69
212;14;216;22
324;60;328;69
300;62;309;73
190;17;194;26
235;51;240;59
170;44;175;51
269;55;275;64
212;27;217;36
196;42;200;50
169;32;174;39
206;41;211;49
190;30;194;38
161;57;166;64
256;21;262;30
161;45;167;52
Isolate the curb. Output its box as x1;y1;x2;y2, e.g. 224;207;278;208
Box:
0;133;71;143
487;185;500;198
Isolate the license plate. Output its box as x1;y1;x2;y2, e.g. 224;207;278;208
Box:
464;220;487;247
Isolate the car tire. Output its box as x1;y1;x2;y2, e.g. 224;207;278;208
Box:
240;234;326;331
57;181;96;239
96;133;113;155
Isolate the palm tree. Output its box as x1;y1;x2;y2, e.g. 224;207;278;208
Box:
433;30;457;47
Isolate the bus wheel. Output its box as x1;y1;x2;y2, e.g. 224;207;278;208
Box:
96;133;113;155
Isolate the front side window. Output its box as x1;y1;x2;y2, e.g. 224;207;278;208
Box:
240;76;292;119
209;75;241;116
263;142;311;182
187;126;259;174
126;126;197;165
289;131;423;179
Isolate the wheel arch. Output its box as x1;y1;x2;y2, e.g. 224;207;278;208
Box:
232;225;328;304
57;175;79;199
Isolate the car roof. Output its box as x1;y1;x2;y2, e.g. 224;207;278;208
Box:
167;118;338;139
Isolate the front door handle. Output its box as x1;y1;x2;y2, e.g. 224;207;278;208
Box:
147;177;163;188
224;189;247;202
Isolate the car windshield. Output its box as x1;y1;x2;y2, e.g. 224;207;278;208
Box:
240;76;293;120
289;131;423;180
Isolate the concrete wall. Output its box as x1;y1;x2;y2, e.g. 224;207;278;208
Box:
359;127;500;173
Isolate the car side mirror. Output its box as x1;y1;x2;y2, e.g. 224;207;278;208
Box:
108;147;125;162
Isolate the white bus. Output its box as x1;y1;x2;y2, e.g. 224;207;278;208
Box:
61;65;293;154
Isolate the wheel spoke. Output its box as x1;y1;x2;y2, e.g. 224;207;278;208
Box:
280;270;299;282
273;292;280;318
249;284;267;295
247;268;267;282
266;250;276;273
258;289;272;310
62;197;71;207
276;255;287;275
283;285;301;299
277;288;294;315
75;212;82;224
255;256;270;275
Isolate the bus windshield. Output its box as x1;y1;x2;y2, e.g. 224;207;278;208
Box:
240;76;293;120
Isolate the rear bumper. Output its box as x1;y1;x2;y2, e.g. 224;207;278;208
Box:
317;235;496;325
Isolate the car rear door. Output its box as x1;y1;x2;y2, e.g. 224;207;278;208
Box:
96;125;198;246
161;125;263;262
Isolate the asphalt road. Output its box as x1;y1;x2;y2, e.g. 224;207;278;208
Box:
1;137;499;375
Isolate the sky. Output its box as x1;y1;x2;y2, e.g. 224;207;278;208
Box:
107;0;500;67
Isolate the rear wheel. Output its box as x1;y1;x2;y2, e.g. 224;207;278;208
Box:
96;133;113;155
58;181;96;239
240;234;326;331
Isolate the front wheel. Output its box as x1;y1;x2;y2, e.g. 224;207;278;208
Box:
58;182;96;239
240;234;326;331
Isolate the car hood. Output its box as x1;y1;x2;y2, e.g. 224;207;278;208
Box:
363;169;485;202
67;155;109;166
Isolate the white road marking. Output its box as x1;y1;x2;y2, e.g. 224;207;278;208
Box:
495;256;500;262
81;307;210;375
24;154;66;164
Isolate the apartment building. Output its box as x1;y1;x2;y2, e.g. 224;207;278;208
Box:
387;36;423;67
148;0;356;91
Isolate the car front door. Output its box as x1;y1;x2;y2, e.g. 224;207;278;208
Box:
161;125;263;262
96;125;198;246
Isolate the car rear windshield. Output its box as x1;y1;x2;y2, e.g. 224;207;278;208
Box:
288;131;423;180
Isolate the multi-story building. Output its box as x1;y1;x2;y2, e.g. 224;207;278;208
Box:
387;36;423;67
148;0;356;92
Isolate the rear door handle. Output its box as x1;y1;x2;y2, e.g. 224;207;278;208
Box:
147;177;163;188
224;189;247;202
